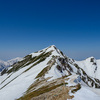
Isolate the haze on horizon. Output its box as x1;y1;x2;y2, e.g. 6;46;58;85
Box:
0;0;100;61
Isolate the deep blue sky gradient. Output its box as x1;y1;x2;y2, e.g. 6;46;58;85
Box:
0;0;100;60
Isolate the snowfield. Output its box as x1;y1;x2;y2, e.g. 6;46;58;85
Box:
72;86;100;100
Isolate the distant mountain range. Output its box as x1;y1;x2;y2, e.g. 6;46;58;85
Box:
0;57;22;72
0;45;100;100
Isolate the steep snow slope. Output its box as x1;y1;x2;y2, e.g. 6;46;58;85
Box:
0;45;100;100
72;86;100;100
76;57;100;80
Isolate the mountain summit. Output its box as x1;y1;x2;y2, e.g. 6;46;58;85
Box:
0;45;100;100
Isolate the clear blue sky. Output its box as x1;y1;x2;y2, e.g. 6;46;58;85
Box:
0;0;100;61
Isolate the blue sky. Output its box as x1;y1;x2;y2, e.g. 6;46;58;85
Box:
0;0;100;61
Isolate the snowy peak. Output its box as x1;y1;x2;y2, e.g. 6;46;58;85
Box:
30;45;64;58
85;56;97;64
76;56;100;79
5;45;65;77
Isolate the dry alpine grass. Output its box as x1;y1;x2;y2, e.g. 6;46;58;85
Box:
17;76;80;100
31;85;74;100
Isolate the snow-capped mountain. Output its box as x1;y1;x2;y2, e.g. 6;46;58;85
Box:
76;57;100;80
0;57;22;72
0;45;100;100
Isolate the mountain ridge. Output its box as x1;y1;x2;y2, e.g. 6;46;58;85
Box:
0;45;100;100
